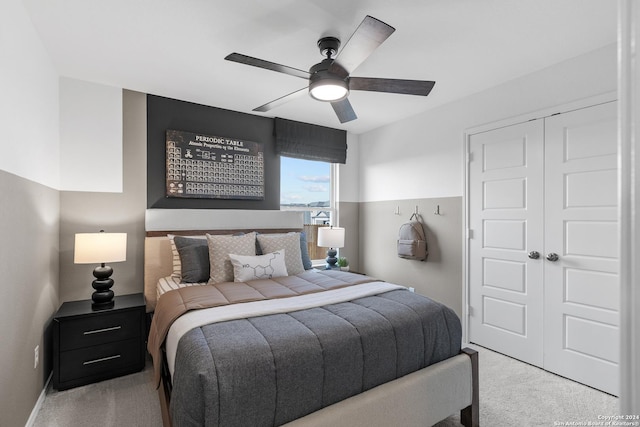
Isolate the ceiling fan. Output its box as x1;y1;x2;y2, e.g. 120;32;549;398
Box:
224;15;436;124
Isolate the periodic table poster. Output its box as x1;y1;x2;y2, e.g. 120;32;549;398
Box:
165;129;264;200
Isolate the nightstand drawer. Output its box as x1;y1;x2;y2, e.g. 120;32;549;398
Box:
58;338;142;384
59;310;142;351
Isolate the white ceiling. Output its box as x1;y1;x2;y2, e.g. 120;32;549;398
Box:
24;0;617;134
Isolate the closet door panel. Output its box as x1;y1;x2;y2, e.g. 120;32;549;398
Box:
468;121;544;367
543;101;619;396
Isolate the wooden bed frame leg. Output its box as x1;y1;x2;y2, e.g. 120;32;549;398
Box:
158;377;173;427
460;347;479;427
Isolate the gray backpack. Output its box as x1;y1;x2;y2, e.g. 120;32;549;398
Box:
397;221;428;261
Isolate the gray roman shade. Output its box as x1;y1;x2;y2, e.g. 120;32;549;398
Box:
274;117;347;164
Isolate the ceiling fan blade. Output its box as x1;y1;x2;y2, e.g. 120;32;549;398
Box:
253;87;309;112
349;77;435;96
225;53;310;80
331;98;357;123
329;16;395;77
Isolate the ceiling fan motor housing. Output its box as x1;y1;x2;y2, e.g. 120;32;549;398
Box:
309;59;349;101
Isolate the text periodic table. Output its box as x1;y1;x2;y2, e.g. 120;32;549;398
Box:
165;129;264;200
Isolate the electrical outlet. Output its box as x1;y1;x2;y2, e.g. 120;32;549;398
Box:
34;345;39;369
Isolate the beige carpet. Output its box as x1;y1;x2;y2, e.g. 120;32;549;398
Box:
32;358;162;427
435;344;618;427
33;346;618;426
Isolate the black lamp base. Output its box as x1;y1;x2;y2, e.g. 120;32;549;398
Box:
325;248;338;270
91;264;115;309
91;300;115;311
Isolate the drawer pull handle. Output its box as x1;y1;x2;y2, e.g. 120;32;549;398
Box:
83;355;121;365
83;326;122;335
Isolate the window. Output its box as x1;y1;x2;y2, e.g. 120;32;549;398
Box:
280;156;336;263
280;156;334;222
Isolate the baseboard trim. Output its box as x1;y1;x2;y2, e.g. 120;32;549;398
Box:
25;372;52;427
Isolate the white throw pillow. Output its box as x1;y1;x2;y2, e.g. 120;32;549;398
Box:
229;250;288;282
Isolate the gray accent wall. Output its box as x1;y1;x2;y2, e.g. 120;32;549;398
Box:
359;197;463;317
146;94;280;210
337;201;360;273
59;90;147;302
0;170;59;427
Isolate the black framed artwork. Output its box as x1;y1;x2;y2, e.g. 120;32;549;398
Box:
165;129;265;200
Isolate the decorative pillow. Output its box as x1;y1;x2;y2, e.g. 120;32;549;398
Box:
168;234;207;279
174;236;209;283
207;232;257;284
256;232;304;275
157;275;208;300
299;231;312;270
229;250;288;282
255;232;312;270
167;234;181;279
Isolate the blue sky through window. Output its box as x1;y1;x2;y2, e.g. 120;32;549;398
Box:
280;157;330;206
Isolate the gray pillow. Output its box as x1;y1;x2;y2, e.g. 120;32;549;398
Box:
299;231;312;270
174;236;209;283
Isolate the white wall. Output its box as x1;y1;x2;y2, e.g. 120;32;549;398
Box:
355;43;618;318
0;0;60;188
59;77;123;192
59;90;146;304
359;44;617;202
0;1;61;426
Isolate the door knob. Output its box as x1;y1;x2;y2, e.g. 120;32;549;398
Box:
528;251;540;259
546;253;559;262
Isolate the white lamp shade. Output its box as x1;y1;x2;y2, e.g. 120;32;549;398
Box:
74;232;127;264
317;227;345;249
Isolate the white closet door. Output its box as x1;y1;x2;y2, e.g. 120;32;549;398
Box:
543;101;619;395
468;120;545;367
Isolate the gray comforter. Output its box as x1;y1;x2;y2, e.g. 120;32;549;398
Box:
170;289;462;427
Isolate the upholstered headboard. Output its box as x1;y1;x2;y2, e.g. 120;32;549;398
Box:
144;235;174;312
143;209;304;312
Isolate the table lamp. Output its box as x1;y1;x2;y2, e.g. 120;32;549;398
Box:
317;226;345;270
74;230;127;309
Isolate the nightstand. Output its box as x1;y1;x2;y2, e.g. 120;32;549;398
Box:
53;293;146;390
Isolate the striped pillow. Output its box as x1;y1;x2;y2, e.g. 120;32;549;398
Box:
156;275;208;300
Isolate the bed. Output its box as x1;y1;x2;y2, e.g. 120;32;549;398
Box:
144;227;479;427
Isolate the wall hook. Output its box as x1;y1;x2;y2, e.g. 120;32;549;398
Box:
434;205;441;215
410;206;419;221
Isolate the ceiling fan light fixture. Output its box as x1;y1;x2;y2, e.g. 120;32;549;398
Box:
308;60;349;102
309;79;349;101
